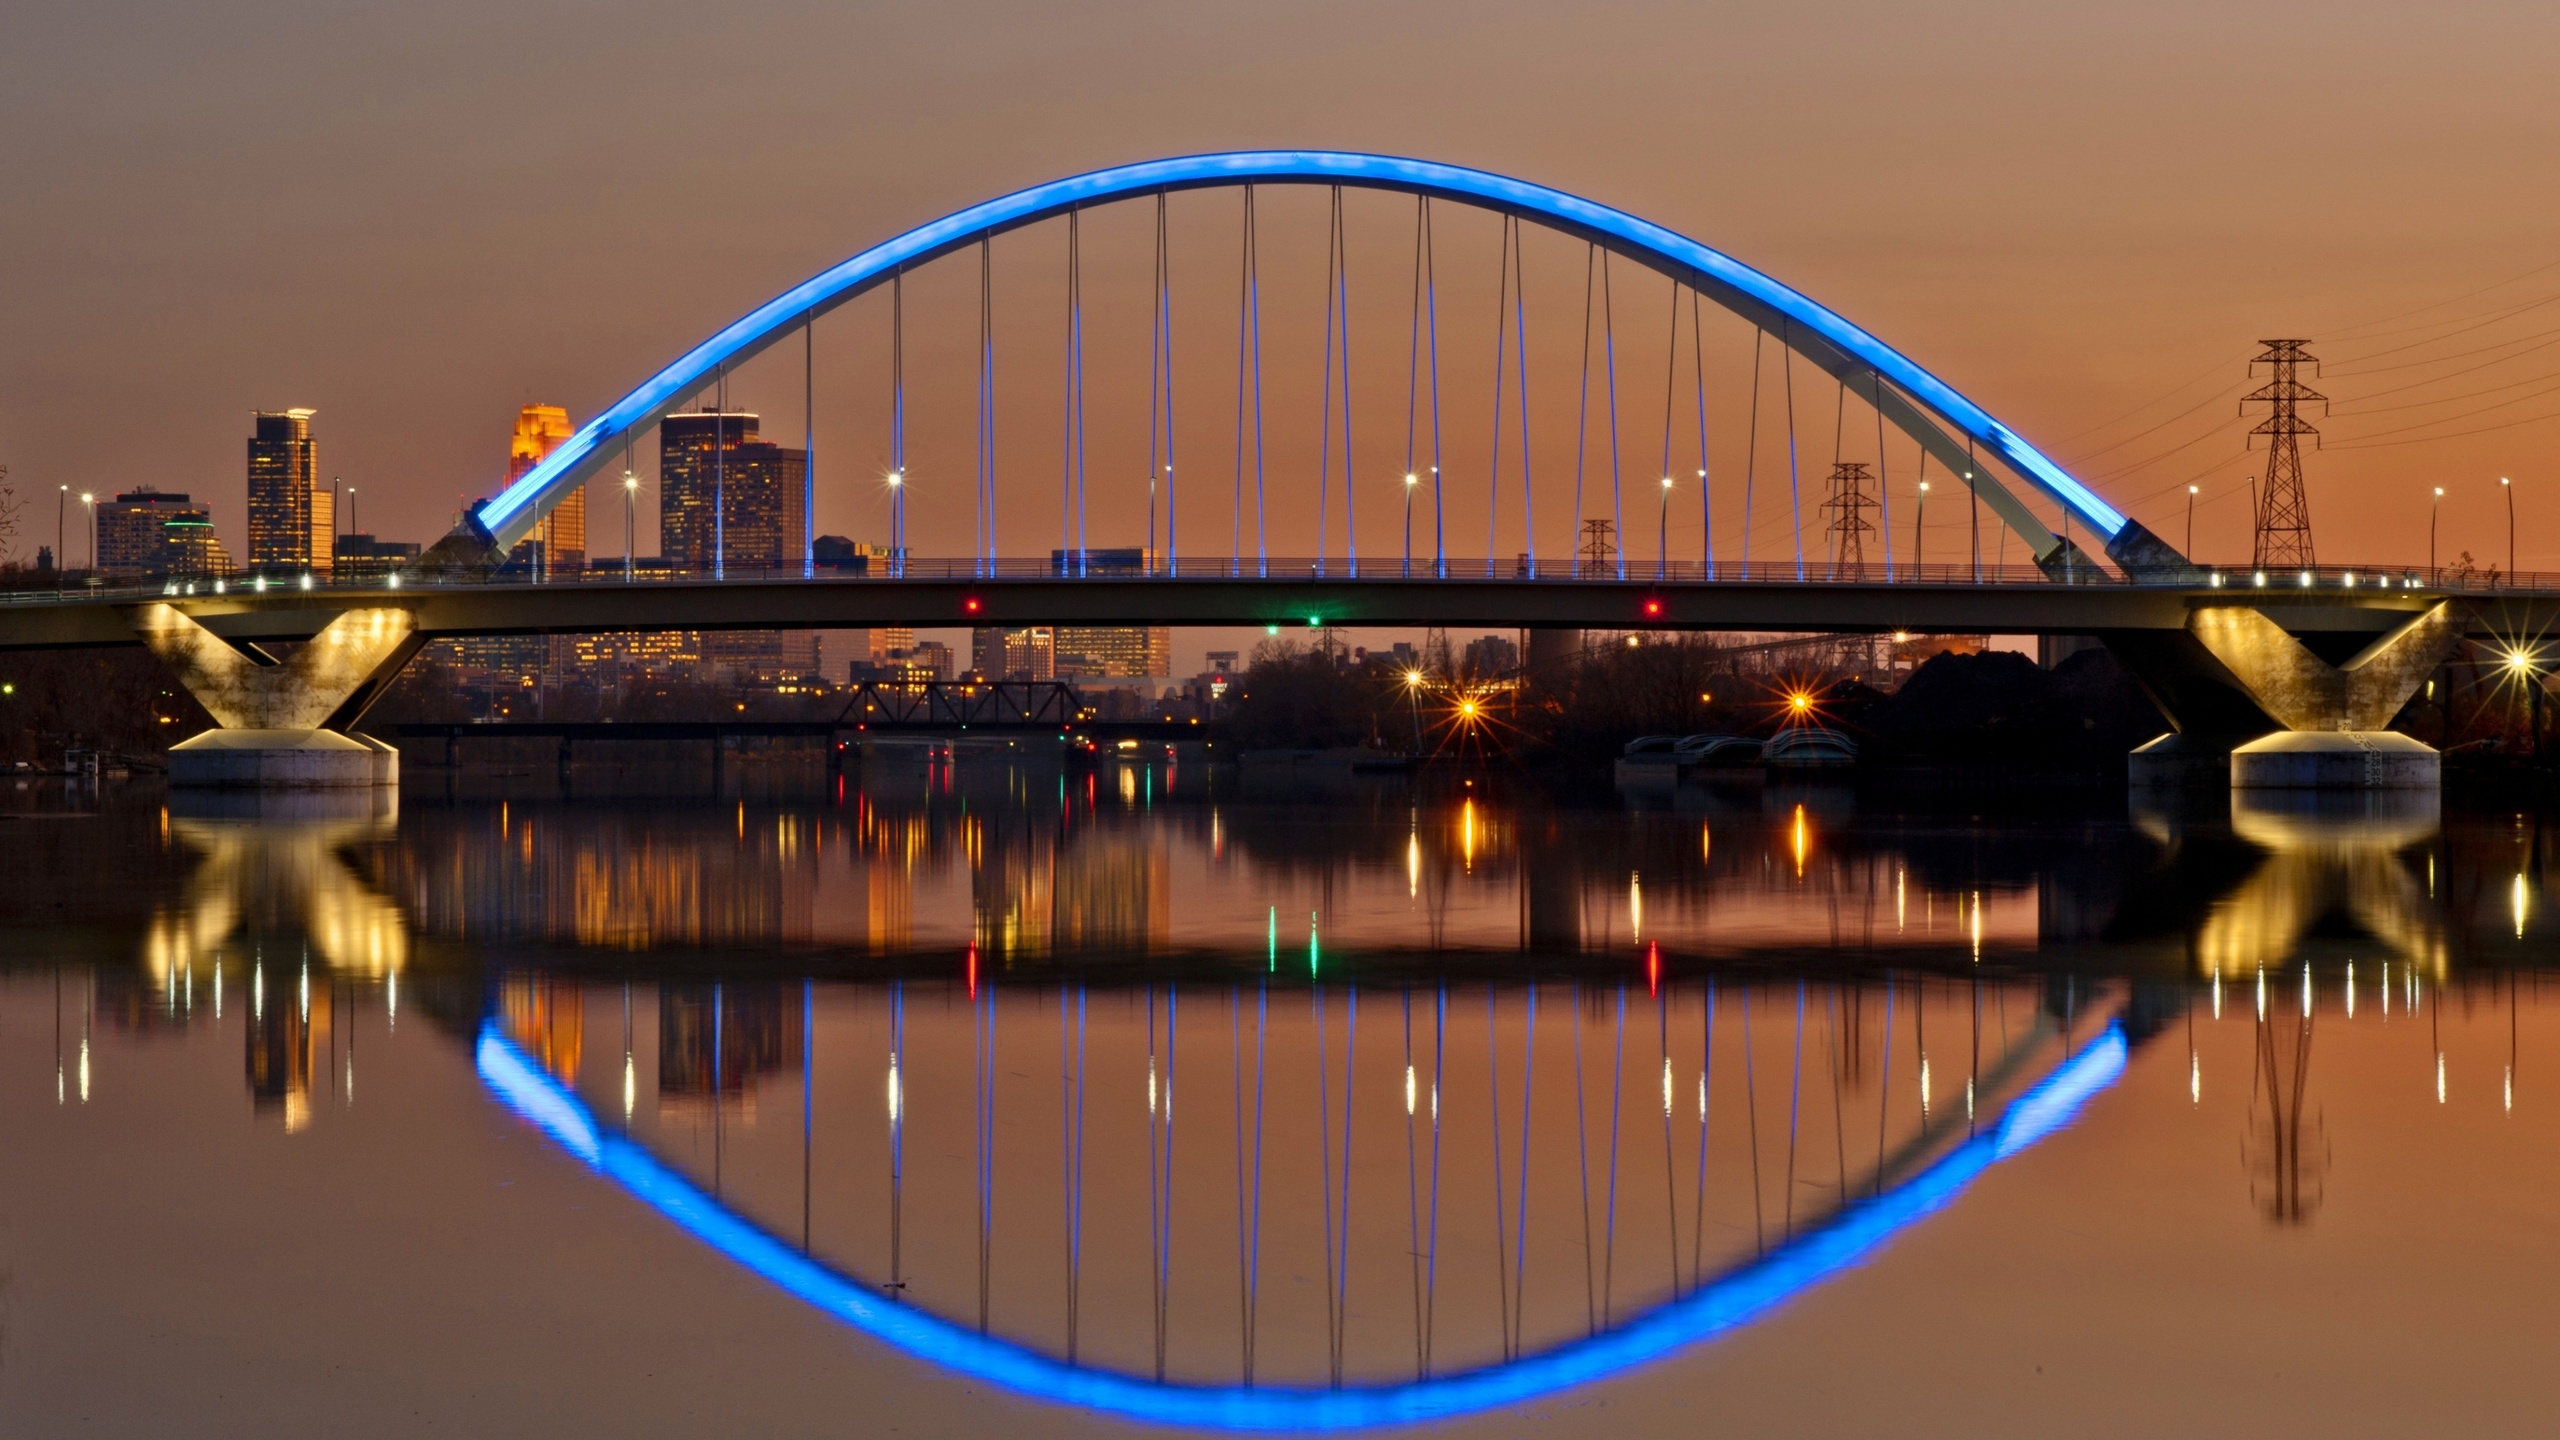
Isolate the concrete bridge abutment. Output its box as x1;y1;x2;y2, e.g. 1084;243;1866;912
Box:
2114;600;2464;792
128;602;421;789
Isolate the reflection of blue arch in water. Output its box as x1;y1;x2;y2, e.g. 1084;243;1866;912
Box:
477;1019;2125;1430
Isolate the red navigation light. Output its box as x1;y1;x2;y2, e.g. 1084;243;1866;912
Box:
963;596;983;615
1641;597;1664;619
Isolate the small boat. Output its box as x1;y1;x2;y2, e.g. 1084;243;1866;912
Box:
1675;734;1764;768
1762;726;1858;771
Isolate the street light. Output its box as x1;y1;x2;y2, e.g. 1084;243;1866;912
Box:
1916;480;1930;575
887;469;905;577
623;472;640;581
55;486;66;587
1402;666;1425;751
2186;484;2199;558
2502;476;2514;583
2433;487;2446;580
1403;472;1417;577
79;493;94;574
1658;475;1674;580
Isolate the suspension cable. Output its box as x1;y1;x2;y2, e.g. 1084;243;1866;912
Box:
1783;323;1803;580
1147;192;1177;576
1064;210;1088;576
1406;198;1424;577
1513;220;1535;579
1743;329;1761;571
1603;251;1624;581
1872;372;1894;582
1692;288;1713;579
1425;201;1446;579
803;311;815;579
891;270;906;575
1319;188;1341;577
978;238;995;574
1487;218;1511;580
1574;245;1595;577
1658;282;1678;581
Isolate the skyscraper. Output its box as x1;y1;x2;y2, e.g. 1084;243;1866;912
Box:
507;404;583;575
971;627;1055;681
97;488;228;577
660;410;807;573
246;410;331;576
1054;627;1173;679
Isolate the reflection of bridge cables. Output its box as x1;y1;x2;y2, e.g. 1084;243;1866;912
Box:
1487;986;1539;1359
1146;987;1179;1378
1654;984;1680;1302
804;979;816;1255
1783;982;1805;1240
1233;187;1267;578
888;982;905;1296
1232;982;1269;1383
1315;985;1360;1383
1690;978;1717;1289
1741;985;1765;1255
1401;990;1448;1378
973;977;996;1329
1874;979;1898;1201
1060;984;1088;1360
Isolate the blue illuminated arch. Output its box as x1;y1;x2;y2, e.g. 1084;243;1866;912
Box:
476;152;2137;562
477;1019;2126;1430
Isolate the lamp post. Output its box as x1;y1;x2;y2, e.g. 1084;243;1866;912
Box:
344;486;356;542
1403;472;1417;577
623;472;639;581
2432;487;2445;581
886;469;906;578
2502;476;2515;583
55;486;66;587
80;493;94;575
1916;480;1930;575
1403;667;1425;753
2185;484;2199;558
1657;475;1673;580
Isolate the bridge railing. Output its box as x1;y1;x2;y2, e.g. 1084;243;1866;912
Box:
8;557;2560;602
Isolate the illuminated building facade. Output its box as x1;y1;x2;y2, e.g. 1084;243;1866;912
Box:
1054;626;1172;679
971;626;1054;681
246;409;331;576
659;410;807;573
333;533;419;583
97;488;228;576
507;404;583;575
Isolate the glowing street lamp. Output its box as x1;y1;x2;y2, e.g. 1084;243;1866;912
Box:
1402;666;1426;750
79;492;94;573
2432;487;2446;581
623;472;640;581
1657;475;1674;580
1916;480;1931;574
2502;476;2514;583
887;469;906;577
1404;472;1418;577
2186;484;2199;558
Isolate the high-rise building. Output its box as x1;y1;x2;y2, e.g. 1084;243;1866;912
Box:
334;533;420;583
507;404;583;575
1054;626;1173;679
97;488;227;577
660;411;807;573
246;410;331;576
971;626;1055;681
845;628;916;666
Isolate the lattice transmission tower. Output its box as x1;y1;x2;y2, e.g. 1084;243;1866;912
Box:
1822;462;1879;580
2242;339;2325;569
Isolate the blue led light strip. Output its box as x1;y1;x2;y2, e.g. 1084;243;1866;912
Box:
476;1019;2126;1431
474;152;2125;552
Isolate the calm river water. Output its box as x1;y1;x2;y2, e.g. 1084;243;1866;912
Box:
3;755;2556;1436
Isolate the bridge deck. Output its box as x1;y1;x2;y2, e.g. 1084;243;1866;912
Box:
3;566;2551;649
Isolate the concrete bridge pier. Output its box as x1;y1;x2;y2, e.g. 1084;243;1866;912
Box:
129;602;420;789
2114;600;2463;791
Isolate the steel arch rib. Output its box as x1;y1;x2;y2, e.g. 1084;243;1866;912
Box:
475;151;2127;555
476;1019;2127;1431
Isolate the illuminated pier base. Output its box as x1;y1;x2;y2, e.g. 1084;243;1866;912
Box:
2229;730;2438;790
168;729;399;789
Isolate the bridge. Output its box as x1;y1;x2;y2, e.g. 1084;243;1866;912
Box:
1;150;2542;787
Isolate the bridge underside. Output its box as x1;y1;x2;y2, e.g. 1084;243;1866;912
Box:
3;578;2535;789
7;576;2552;648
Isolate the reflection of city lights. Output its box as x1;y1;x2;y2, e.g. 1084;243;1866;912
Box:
1895;866;1905;932
1407;833;1421;898
1630;872;1643;939
1661;1056;1673;1118
78;1040;89;1104
2255;968;2266;1021
1790;805;1808;878
2189;1053;2200;1104
1405;1064;1416;1116
2506;1065;2514;1114
623;1052;636;1120
1267;907;1277;972
2212;973;2222;1019
1919;1056;1931;1118
2302;962;2312;1018
2346;961;2355;1019
888;1056;903;1122
1969;891;1982;961
1460;800;1477;870
2436;1052;2446;1104
2514;872;2529;939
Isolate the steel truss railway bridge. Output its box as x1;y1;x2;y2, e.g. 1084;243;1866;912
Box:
4;151;2549;783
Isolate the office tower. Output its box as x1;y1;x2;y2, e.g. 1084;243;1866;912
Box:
660;410;807;573
97;488;224;576
507;404;583;575
246;410;331;576
969;626;1054;681
845;628;916;666
702;630;822;683
1054;626;1173;679
333;534;420;583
